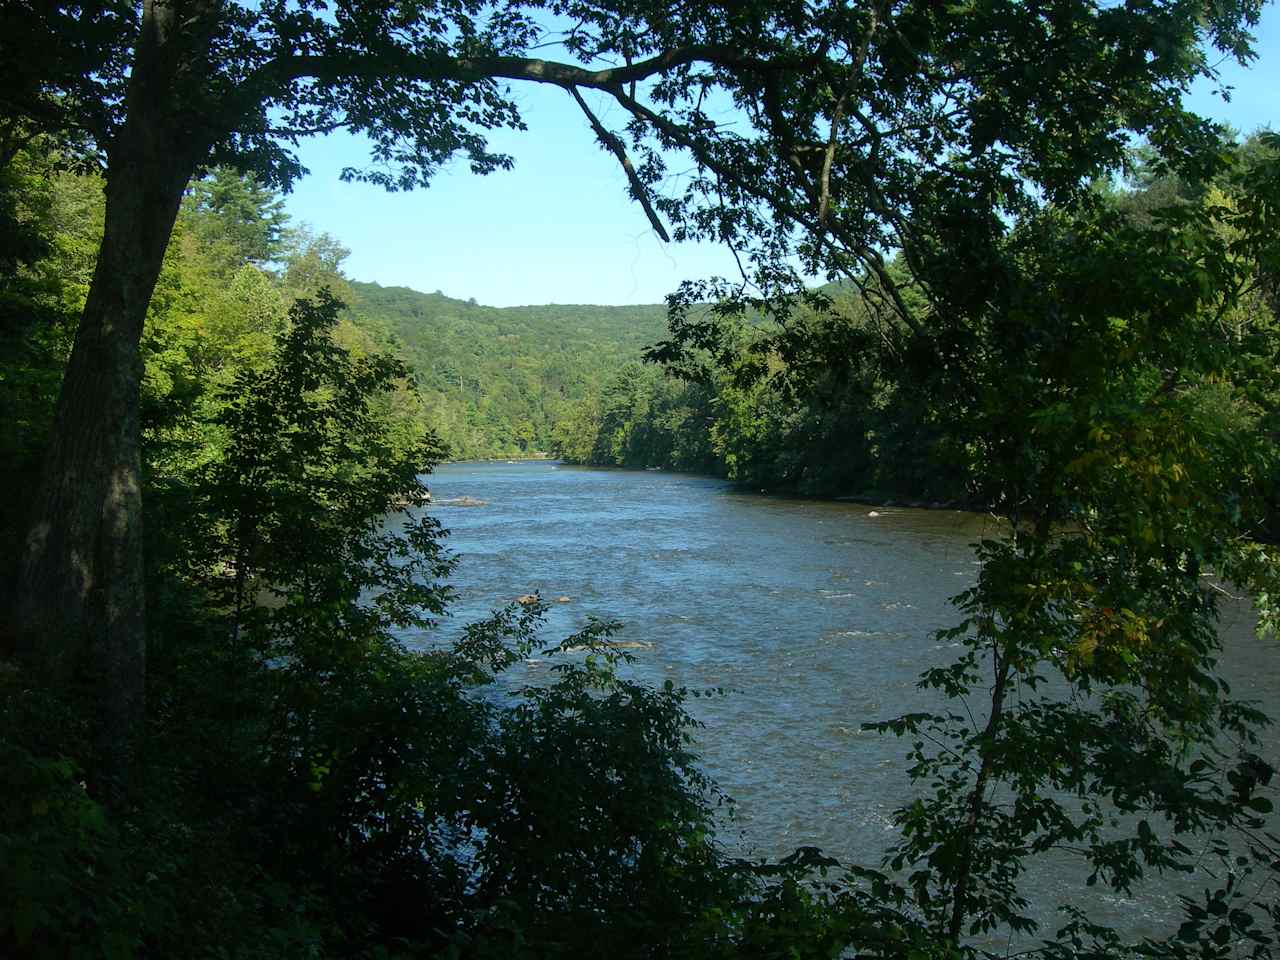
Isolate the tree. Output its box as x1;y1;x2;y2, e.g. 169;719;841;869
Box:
195;289;450;638
183;165;288;270
2;0;1267;781
698;134;1280;957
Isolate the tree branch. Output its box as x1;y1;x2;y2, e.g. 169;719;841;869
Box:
568;87;670;243
818;92;846;228
606;84;929;337
260;44;769;94
254;39;932;338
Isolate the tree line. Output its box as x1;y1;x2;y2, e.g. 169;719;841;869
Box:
349;280;669;460
560;144;1280;532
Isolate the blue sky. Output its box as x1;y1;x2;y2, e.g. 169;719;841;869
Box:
283;9;1278;308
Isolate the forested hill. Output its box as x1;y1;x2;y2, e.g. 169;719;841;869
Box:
346;281;668;459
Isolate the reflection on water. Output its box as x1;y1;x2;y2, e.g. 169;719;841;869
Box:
397;460;1279;943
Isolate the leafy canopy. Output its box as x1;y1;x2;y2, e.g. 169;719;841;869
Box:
3;0;1267;308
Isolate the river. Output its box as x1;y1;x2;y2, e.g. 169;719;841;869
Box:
400;459;1279;944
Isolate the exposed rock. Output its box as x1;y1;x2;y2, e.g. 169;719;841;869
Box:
563;639;653;652
391;489;432;508
515;594;539;605
556;596;571;603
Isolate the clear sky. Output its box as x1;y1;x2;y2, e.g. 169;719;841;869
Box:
282;8;1278;308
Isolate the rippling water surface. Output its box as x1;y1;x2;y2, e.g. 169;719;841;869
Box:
399;460;1279;943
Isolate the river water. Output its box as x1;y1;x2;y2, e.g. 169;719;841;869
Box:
402;460;1279;944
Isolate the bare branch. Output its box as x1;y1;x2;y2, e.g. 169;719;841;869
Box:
568;87;670;243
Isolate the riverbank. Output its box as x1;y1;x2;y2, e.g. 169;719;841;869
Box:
554;459;989;515
440;453;556;465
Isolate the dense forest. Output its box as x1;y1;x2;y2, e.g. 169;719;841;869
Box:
0;143;672;482
348;281;667;459
2;150;743;957
557;142;1280;528
4;1;1280;959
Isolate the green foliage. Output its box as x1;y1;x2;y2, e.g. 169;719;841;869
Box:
189;289;450;639
5;16;1280;955
551;361;721;472
0;149;98;576
349;282;670;460
0;167;783;956
182;167;288;271
570;131;1280;958
577;286;979;500
0;693;126;959
623;136;1280;527
824;136;1280;955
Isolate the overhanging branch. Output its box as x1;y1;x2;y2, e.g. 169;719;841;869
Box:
568;87;670;242
261;44;768;94
251;39;929;337
606;84;928;337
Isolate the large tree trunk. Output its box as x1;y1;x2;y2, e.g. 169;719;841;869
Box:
9;1;207;791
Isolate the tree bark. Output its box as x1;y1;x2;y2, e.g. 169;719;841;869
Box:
8;0;207;791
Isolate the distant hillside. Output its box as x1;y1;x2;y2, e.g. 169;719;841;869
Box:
346;281;669;459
